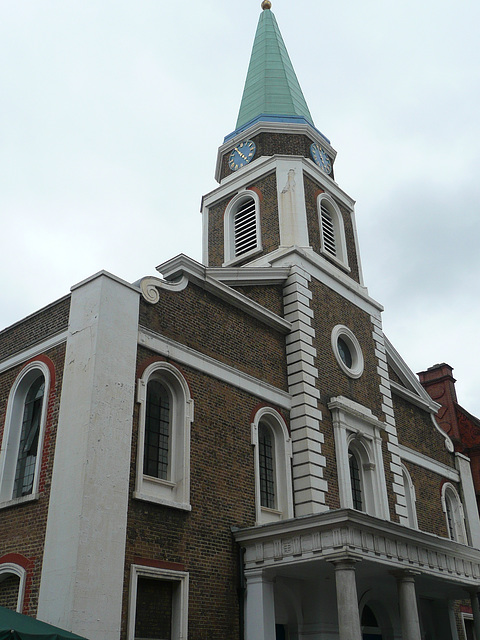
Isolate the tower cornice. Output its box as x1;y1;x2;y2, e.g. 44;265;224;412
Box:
215;121;336;184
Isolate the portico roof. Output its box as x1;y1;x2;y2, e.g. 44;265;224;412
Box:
234;508;480;596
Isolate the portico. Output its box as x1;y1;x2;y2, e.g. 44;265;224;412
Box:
234;509;480;640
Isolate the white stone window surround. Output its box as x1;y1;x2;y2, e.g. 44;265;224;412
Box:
127;564;189;640
401;464;418;529
317;193;349;270
441;482;468;545
0;563;26;612
0;360;51;508
331;324;364;379
135;361;193;511
329;396;390;520
223;189;263;266
251;407;294;525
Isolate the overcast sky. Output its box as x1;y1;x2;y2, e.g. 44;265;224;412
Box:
1;1;479;415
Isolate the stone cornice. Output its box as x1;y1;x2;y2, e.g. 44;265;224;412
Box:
149;254;291;334
206;266;291;286
204;155;355;212
234;509;480;587
215;122;337;183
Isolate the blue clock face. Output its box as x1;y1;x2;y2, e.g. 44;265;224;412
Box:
228;140;256;172
310;143;332;175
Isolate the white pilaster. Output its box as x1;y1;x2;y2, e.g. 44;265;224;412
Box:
284;266;327;516
456;452;480;548
276;159;309;248
244;570;275;640
37;272;140;640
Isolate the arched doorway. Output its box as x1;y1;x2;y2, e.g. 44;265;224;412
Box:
361;604;382;640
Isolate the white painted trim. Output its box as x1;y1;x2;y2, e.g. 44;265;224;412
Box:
251;407;294;525
205;155;355;212
317;193;349;270
0;360;51;504
223;190;262;265
398;444;459;482
250;246;383;316
135;361;193;510
0;332;67;375
138;328;291;410
276;160;309;249
154;254;291;333
441;482;468;545
455;452;480;548
384;337;441;412
331;325;364;379
127;564;189;640
0;563;26;612
37;273;139;639
70;269;140;294
205;266;290;285
234;508;480;588
328;396;390;520
401;464;418;529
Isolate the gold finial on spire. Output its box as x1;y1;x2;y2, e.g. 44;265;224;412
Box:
261;1;272;9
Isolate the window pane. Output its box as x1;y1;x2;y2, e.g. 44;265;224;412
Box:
145;381;170;480
259;424;275;509
13;376;45;498
135;577;172;640
349;450;363;511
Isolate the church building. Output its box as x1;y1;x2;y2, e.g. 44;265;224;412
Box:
1;3;480;639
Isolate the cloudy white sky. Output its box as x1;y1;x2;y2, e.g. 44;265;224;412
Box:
1;1;479;415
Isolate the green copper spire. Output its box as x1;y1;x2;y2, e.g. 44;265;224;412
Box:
235;3;314;132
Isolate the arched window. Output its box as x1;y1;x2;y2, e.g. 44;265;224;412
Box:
317;194;348;269
0;361;51;505
135;362;194;511
330;396;391;520
0;562;27;613
442;483;467;544
144;380;171;481
258;422;275;510
401;464;418;529
361;605;382;638
349;449;363;511
252;408;293;525
224;191;262;265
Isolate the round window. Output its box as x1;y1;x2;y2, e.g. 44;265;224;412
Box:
331;325;364;379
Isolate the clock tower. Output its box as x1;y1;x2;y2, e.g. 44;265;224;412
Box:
199;1;402;520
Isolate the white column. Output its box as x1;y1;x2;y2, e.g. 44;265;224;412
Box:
395;571;422;640
469;590;480;640
244;570;275;640
37;272;140;640
331;559;362;640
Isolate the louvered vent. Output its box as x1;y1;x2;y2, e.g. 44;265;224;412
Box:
321;204;336;256
234;198;257;256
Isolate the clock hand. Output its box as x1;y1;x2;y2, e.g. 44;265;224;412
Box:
235;147;248;161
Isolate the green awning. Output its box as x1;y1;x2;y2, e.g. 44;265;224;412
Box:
0;607;87;640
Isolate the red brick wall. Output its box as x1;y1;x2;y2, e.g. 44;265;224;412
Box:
0;344;66;615
139;283;288;391
0;297;70;362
